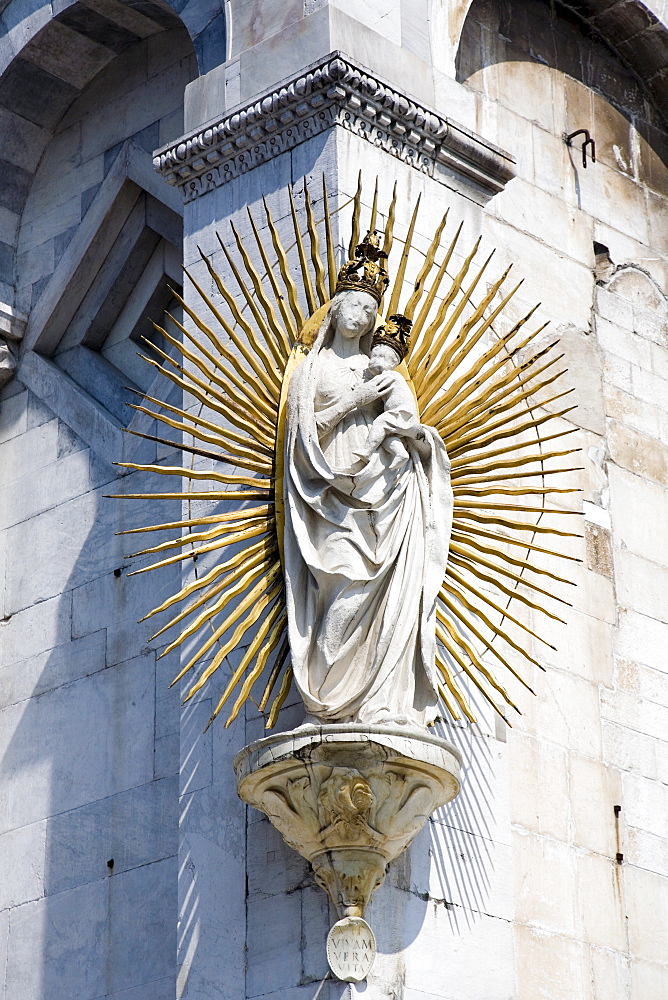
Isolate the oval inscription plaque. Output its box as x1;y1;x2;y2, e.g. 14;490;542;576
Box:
326;916;376;982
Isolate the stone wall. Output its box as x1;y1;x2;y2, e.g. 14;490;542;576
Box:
456;3;668;997
0;1;667;999
0;26;195;1000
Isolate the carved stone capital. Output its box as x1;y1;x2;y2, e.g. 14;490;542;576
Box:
234;724;461;974
154;52;514;203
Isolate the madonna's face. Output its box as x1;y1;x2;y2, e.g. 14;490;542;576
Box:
332;291;378;340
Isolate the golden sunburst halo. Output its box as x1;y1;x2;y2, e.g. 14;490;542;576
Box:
110;174;582;730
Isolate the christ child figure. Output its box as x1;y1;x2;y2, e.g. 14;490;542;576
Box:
355;314;431;468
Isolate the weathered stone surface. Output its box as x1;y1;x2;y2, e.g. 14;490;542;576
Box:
614;548;668;623
5;878;109;1000
585;519;614;577
0;628;106;708
0;653;155;834
626;865;668;964
0;591;72;668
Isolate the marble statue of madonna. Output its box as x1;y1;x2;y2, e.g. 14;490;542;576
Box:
283;265;454;728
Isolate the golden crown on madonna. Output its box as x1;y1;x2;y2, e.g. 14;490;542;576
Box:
334;230;390;304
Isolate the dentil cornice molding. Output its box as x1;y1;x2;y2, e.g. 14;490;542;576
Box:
154;52;515;203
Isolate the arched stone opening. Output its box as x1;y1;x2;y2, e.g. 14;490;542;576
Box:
0;1;203;312
0;4;200;470
0;0;226;79
457;0;668;237
457;1;668;132
435;0;668;106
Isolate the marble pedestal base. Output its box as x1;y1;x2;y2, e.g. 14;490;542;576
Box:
234;724;462;981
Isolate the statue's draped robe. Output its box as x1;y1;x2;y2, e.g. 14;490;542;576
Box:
284;346;453;727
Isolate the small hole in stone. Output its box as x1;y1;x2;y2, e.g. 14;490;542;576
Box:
114;568;122;578
593;242;614;284
107;859;114;870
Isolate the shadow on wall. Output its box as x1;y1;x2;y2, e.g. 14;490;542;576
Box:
0;407;183;999
457;0;668;197
432;697;499;935
0;13;197;989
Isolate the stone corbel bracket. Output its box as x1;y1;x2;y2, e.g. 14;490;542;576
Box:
235;724;462;982
154;53;514;203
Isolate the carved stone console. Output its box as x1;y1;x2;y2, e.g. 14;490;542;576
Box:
234;724;461;981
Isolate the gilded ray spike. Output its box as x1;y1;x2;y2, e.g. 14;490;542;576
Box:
128;514;267;559
438;585;545;671
382;181;397;259
127;409;273;472
179;579;283;692
442;571;556;649
416;270;519;403
448;541;574;604
117;461;271;491
369;176;379;233
435;653;476;718
412;243;491;388
246;207;295;349
128;520;273;577
436;617;519;712
118;507;271;536
213;236;285;378
450;530;576;584
126;386;274;457
322;178;337;299
116;174;578;731
303;180;327;307
450;523;581;563
385;194;420;318
150;548;276;642
142;333;276;433
141;539;274;623
263;196;305;331
123;428;271;476
411;224;472;372
216;607;288;726
447;405;579;457
137;353;275;445
348;170;362;258
437;597;540;684
147;324;281;418
258;639;290;713
170;570;283;684
229;221;288;367
185;261;280;396
289;184;317;316
266;665;293;729
431;339;561;431
404;209;448;319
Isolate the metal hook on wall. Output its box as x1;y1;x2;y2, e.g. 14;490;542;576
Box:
565;129;596;168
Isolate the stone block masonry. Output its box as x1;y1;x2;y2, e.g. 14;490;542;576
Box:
0;16;194;1000
1;1;668;999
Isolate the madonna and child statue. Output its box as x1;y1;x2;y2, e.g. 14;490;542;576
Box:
121;179;575;981
237;233;463;981
283;235;454;729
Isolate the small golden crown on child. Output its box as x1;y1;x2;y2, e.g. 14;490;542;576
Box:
372;313;412;361
335;230;390;304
